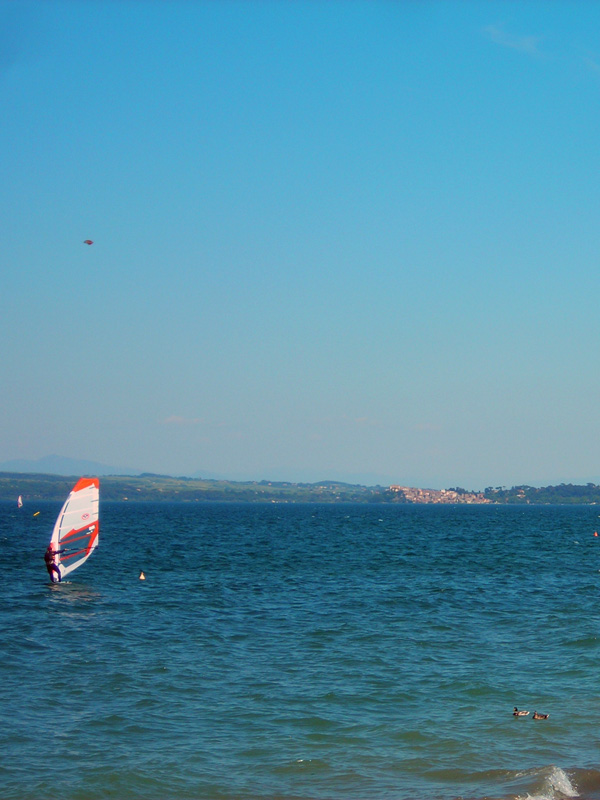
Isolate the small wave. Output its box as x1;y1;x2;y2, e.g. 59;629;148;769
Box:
564;635;600;649
273;758;330;775
515;765;578;800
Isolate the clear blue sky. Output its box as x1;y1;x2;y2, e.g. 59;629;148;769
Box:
2;0;600;488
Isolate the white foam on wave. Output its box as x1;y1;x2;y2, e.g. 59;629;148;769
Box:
546;766;578;797
517;766;578;800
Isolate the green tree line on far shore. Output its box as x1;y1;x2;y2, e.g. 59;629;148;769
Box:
482;483;600;504
2;472;600;504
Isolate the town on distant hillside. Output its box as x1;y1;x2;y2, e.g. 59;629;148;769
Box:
1;472;600;504
388;486;488;504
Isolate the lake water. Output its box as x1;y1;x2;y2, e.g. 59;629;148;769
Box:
2;501;600;800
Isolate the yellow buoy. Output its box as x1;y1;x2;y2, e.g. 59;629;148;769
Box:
139;571;146;580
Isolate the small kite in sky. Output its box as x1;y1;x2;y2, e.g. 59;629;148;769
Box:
83;239;94;245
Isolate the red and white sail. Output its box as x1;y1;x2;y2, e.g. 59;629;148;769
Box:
50;477;99;580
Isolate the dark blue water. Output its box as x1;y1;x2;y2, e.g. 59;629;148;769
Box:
2;501;600;800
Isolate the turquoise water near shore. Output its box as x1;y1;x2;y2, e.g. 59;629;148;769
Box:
2;501;600;800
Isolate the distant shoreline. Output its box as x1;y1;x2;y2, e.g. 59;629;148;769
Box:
1;471;600;505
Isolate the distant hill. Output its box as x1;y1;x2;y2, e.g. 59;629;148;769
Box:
3;458;600;505
2;471;600;504
483;483;600;504
0;472;380;503
0;455;140;477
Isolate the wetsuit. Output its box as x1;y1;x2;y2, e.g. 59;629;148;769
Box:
44;547;64;582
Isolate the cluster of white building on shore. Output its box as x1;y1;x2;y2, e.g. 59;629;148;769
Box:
389;486;490;504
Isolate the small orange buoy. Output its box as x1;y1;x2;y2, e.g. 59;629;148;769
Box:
139;571;146;580
594;532;598;537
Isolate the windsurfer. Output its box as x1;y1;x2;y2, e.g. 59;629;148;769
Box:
44;544;64;583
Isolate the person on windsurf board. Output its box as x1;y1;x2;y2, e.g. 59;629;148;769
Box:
44;543;65;583
44;477;100;583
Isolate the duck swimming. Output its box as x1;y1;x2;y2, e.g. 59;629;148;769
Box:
532;711;549;719
513;707;529;716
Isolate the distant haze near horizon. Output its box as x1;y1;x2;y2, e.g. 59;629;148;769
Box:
0;455;599;492
0;454;408;486
2;2;600;490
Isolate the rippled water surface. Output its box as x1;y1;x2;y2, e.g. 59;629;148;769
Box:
2;501;600;800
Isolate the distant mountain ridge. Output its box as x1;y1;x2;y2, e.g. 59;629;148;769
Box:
0;457;395;486
0;455;140;477
1;471;600;504
3;458;600;503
